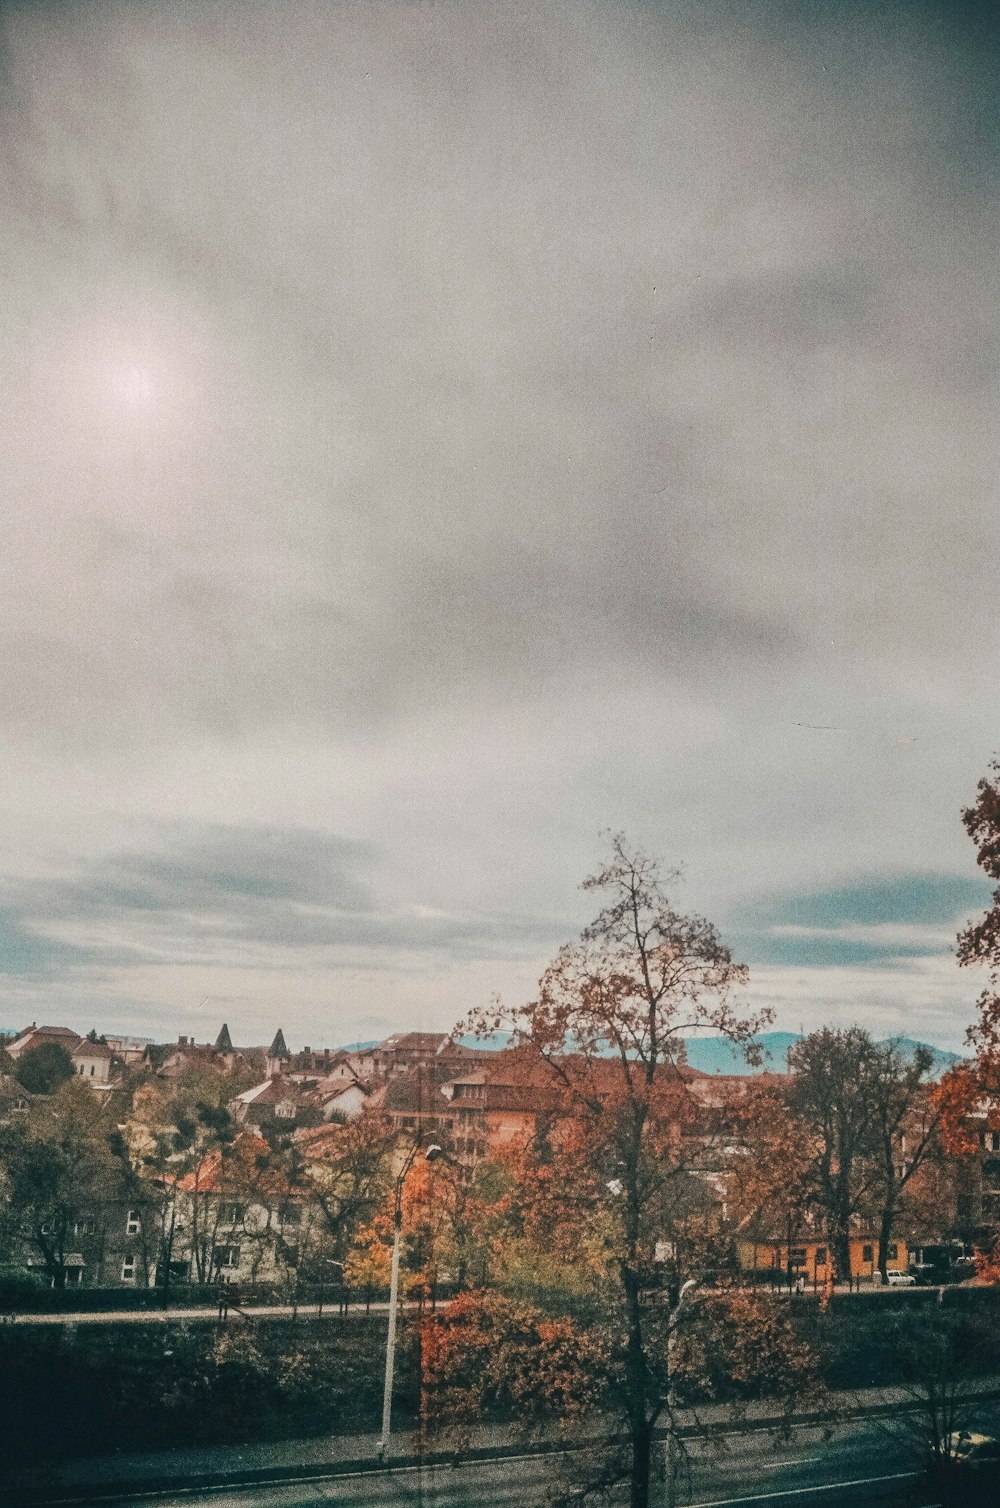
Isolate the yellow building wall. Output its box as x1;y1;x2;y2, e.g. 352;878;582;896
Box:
737;1237;911;1280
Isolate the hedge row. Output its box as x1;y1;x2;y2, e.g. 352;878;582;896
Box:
0;1315;420;1467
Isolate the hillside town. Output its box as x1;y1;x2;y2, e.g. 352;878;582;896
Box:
0;1011;992;1299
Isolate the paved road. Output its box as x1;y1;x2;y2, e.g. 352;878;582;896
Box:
49;1405;1000;1508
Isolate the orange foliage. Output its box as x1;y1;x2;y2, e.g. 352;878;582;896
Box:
420;1290;606;1437
975;1242;1000;1285
932;1063;984;1158
674;1289;823;1405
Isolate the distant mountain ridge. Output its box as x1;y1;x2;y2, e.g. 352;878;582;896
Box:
684;1032;963;1077
683;1031;801;1075
336;1029;962;1078
455;1028;962;1077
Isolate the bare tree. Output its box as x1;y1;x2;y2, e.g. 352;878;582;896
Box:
787;1029;941;1283
867;1040;940;1280
466;833;772;1508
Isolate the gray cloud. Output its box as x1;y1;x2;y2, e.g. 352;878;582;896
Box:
0;0;995;1047
0;825;569;975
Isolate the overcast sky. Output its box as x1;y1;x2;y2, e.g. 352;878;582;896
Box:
1;0;997;1051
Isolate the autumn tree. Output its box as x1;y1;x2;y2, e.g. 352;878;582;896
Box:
726;1081;818;1284
0;1079;119;1287
944;758;1000;1273
422;1289;606;1445
296;1111;396;1269
395;1150;502;1302
958;758;1000;1071
119;1068;245;1289
462;834;772;1508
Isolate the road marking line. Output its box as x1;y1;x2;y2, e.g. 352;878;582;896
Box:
767;1457;821;1467
37;1453;559;1504
689;1469;917;1507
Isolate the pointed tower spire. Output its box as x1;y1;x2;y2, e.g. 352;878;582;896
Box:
268;1028;289;1059
214;1022;234;1053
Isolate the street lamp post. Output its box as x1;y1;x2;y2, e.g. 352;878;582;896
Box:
665;1278;697;1508
377;1142;443;1460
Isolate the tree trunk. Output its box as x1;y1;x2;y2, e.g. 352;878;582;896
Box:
630;1417;652;1508
622;1258;652;1508
832;1224;852;1284
877;1201;895;1282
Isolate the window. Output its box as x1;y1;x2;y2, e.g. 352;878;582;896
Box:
126;1210;141;1235
275;1101;295;1119
983;1130;1000;1152
121;1257;136;1282
214;1245;241;1270
217;1203;243;1225
815;1247;828;1265
282;1206;302;1226
789;1248;807;1268
887;1243;898;1262
73;1218;95;1236
89;1065;95;1076
862;1244;874;1264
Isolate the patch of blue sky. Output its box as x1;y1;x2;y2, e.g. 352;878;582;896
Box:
758;874;994;931
723;872;993;971
734;932;930;970
0;908;87;976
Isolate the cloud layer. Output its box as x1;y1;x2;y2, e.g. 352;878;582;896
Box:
0;0;996;1047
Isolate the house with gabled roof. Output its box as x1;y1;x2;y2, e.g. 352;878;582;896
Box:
6;1024;82;1060
71;1037;115;1085
311;1078;371;1121
167;1129;308;1287
0;1073;34;1120
230;1076;319;1130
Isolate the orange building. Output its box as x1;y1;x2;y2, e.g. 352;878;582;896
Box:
737;1235;912;1283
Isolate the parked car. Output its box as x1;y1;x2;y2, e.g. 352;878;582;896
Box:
950;1432;1000;1467
935;1429;1000;1501
883;1268;916;1286
934;1432;1000;1505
